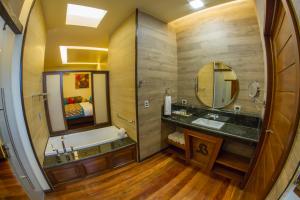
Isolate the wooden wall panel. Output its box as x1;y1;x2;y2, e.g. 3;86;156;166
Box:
108;13;137;141
137;11;178;160
170;0;265;114
22;0;49;164
242;0;300;199
266;0;300;199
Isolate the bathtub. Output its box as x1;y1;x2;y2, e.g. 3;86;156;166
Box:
45;126;127;156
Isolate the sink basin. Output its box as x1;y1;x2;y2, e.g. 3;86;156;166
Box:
192;118;225;130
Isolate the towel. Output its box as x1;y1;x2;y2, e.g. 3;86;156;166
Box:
118;128;127;138
164;96;172;116
168;132;185;145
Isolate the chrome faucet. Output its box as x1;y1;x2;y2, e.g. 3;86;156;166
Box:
207;113;219;120
61;136;67;153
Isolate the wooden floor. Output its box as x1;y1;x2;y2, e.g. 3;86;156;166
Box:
0;160;28;200
46;152;242;200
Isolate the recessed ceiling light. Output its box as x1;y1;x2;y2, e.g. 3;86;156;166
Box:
66;4;107;28
59;46;108;65
188;0;204;9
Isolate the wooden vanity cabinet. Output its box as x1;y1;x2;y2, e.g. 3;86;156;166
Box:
184;129;223;172
45;145;136;187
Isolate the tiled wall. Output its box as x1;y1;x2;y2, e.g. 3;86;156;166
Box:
169;0;265;115
137;11;178;160
22;0;49;164
108;13;137;141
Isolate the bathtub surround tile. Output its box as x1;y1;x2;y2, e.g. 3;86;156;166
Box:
137;11;178;160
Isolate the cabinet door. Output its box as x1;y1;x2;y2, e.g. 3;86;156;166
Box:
45;163;84;186
185;129;223;171
81;156;109;176
112;146;136;168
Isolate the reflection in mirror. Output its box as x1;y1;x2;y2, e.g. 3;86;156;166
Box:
196;62;238;108
63;72;94;130
43;71;110;135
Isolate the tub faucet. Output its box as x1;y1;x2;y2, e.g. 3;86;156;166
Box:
61;136;67;154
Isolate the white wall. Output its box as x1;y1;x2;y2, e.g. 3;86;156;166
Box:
63;72;92;100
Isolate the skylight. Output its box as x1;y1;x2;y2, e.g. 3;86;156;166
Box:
59;46;108;65
66;4;107;28
188;0;204;9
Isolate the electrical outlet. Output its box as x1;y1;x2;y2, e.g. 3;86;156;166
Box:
182;99;188;105
144;100;150;108
234;105;241;113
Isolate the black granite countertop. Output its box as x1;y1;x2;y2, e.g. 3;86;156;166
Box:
162;104;262;143
43;137;136;169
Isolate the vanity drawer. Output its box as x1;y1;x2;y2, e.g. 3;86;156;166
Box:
184;129;223;171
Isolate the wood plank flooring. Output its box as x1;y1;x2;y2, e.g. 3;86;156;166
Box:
46;151;242;200
0;160;28;200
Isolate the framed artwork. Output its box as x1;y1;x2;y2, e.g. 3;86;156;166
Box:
75;74;89;89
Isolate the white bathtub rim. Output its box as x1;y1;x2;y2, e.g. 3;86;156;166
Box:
44;126;127;156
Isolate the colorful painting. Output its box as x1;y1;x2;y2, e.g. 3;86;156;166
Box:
75;74;89;89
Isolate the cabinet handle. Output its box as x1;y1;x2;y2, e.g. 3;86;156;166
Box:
266;129;274;134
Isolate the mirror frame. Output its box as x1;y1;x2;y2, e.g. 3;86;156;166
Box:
195;62;239;109
43;70;111;137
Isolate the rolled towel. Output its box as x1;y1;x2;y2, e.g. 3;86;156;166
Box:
118;128;127;138
168;132;185;145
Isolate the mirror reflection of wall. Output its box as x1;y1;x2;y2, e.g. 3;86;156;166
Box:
196;62;238;109
197;63;214;107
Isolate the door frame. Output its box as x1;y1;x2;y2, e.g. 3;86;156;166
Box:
244;0;300;198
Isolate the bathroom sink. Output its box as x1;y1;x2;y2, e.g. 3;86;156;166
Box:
192;118;225;130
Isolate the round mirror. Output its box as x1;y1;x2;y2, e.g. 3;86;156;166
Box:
196;62;239;108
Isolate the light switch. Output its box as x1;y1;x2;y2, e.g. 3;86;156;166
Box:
144;100;150;108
